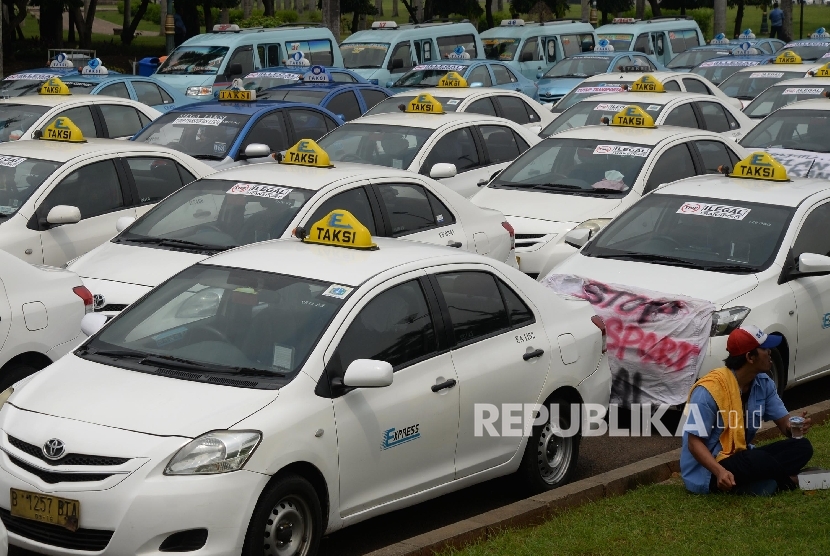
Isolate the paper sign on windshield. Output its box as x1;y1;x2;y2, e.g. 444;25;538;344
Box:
227;183;292;200
594;103;628;111
699;60;757;67
782;87;824;95
173;115;226;126
593;145;651;157
576;86;624;94
3;73;54;81
676;202;750;220
244;72;300;80
749;72;784;78
0;156;26;168
412;64;465;72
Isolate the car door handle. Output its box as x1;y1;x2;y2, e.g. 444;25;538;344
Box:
431;378;457;392
447;241;462;248
523;349;545;361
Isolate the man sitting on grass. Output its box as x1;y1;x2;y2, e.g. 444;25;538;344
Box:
681;325;813;495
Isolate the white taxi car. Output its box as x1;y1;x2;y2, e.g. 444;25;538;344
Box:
69;139;516;315
541;74;754;141
0;118;214;267
741;62;830;120
316;94;542;198
472;105;748;277
0;249;91;391
0;78;161;142
0;212;610;555
717;51;823;107
553;152;830;394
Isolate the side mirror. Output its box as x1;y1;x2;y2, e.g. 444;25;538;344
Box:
564;228;592;249
46;205;81;226
385;80;394;88
116;216;136;233
521;52;534;62
80;313;108;337
243;143;271;159
226;62;243;77
798;252;830;274
729;97;743;110
343;359;393;388
536;70;544;80
429;163;457;179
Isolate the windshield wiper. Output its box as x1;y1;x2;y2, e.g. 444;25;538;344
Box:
698;263;755;272
590;251;702;268
142;355;285;377
735;95;755;100
191;154;224;160
350;65;381;69
119;237;229;251
84;348;148;359
552;73;589;78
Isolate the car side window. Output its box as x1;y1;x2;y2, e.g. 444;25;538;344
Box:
98;104;145;138
793;203;830;259
334;280;437;372
512;129;530;152
390;42;413;74
631;55;655;69
520;38;540;62
46;106;97;138
257;43;281;67
435;271;510;346
125;157;185;204
663;80;681;92
99;82;130;99
683;78;710;95
138;111;152;128
227;47;254;76
288;109;330;140
644;143;696;194
426;188;456;225
634;34;651;54
306;187;377;235
466;97;498;117
501;281;535;327
421;127;480;174
377;183;442;236
326;91;362;121
178;165;197;184
480;125;522;164
663;103;699;129
242;112;287;154
467;65;492;87
723;107;740;130
492;64;517;85
695;140;734;174
40;160;124;220
496;96;533;125
358;89;388;110
132;81;164;106
696;101;731;133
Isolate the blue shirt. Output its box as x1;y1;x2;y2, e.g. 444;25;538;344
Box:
770;8;784;27
680;373;788;493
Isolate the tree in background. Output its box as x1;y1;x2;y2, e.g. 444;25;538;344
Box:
509;0;569;19
597;0;633;24
398;0;482;23
343;0;376;32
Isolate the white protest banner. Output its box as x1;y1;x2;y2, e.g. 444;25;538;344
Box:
765;148;830;179
543;274;714;406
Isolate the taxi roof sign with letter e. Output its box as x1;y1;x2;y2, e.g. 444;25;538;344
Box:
812;27;830;39
406;93;444;114
730;152;789;182
775;51;802;64
437;72;468;88
710;33;730;45
219;78;256;101
49;53;74;68
302;210;378;250
630;74;664;93
303;65;333;83
40;117;85;143
611;105;656;128
279;139;333;168
40;77;71;96
812;62;830;77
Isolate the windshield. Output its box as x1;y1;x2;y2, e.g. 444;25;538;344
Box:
84;264;347;385
133;112;251;160
258;89;328;104
340;43;390;69
551;82;627;113
240;71;301;92
541;101;665;136
317;123;433;169
0;157;60;217
0;74;58;98
118;178;315;251
740;108;830;153
392;64;470;87
668;50;730;69
483;38;521;61
157;46;229;75
0;104;49;142
598;34;633;51
782;43;830;61
365;96;463;116
744;84;830;119
691;62;756;85
583;194;794;272
718;69;804;100
490;138;649;197
544;57;613;78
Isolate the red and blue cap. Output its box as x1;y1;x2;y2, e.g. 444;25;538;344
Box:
726;325;782;356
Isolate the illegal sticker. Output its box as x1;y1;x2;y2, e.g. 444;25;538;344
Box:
699;60;757;67
782;87;824;95
576;86;624;94
676;202;750;220
446;99;460;105
227;183;292;199
646;104;661;111
593;145;651;157
172;114;226;126
0;156;26;168
749;72;784;78
3;73;54;81
594;103;628;111
244;71;300;80
412;64;465;72
322;284;353;299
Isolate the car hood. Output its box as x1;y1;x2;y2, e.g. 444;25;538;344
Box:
765;147;830;179
69;241;207;287
552;254;760;307
537;77;588;94
10;355;280;437
152;73;214;91
350;68;381;79
472;186;626;224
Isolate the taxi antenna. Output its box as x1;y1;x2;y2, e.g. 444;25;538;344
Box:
717;165;731;176
294;226;307;240
398;103;407;112
600;116;611;125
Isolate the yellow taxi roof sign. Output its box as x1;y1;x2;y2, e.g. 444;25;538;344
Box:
630;74;665;93
39;77;71;96
302;210;378;250
611;105;656;128
775;50;802;64
730;152;789;182
406;93;444;114
40;116;85;143
813;62;830;77
279;139;333;168
437;72;468;88
219;78;256;101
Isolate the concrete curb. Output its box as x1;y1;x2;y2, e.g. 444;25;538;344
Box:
363;399;830;556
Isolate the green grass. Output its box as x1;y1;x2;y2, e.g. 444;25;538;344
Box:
440;423;830;556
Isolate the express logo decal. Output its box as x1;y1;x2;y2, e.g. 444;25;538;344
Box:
381;424;420;450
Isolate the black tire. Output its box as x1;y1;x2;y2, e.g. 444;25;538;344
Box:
517;396;580;492
242;474;322;556
0;363;40;392
767;348;785;394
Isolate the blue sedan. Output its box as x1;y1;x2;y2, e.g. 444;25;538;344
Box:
131;98;342;169
257;82;390;121
386;59;539;99
667;40;783;71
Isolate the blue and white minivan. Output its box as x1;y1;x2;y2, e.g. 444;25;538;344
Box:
595;16;704;67
480;19;597;80
339;21;483;85
154;24;343;101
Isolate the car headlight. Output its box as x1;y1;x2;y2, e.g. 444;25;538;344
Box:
186;86;213;96
164;430;261;475
0;387;13;409
711;306;750;337
573;218;612;236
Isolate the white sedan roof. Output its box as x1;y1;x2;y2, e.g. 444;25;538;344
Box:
0;94;159;111
774;97;830;112
578;71;690;84
386;87;522;100
656;174;830;207
732;62;824;75
547;124;730;147
353;110;521;130
0;137;204;163
571;90;715;105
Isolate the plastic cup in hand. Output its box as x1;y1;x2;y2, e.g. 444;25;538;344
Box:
790;416;805;439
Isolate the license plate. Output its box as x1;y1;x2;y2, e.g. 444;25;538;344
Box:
10;488;80;531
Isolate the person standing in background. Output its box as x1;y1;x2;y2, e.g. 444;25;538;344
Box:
769;3;784;40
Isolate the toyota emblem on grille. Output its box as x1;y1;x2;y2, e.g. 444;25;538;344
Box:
93;294;106;311
42;439;65;460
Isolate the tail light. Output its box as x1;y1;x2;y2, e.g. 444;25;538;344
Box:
73;286;94;314
501;221;515;250
591;315;607;354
